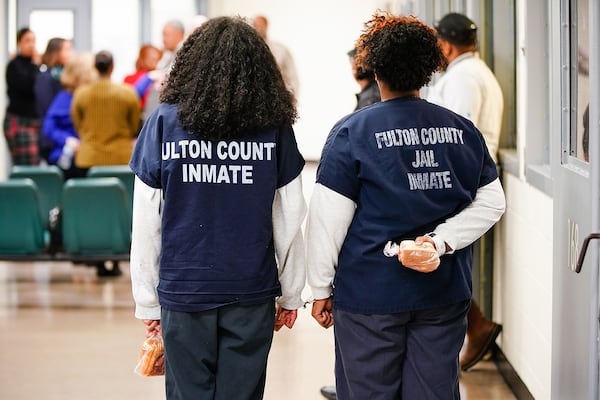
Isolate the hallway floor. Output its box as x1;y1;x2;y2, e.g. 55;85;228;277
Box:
0;261;515;400
0;162;515;399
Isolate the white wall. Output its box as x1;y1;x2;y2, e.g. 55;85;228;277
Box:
495;173;553;399
149;0;198;44
91;0;140;83
207;0;390;160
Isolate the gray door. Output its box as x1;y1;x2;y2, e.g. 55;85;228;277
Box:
17;0;91;52
552;0;599;398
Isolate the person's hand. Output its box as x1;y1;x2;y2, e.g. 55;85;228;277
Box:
142;319;161;337
399;236;440;273
414;235;435;247
274;306;297;331
65;136;80;152
311;298;334;329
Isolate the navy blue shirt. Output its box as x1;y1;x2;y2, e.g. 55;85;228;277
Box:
317;96;497;314
130;103;304;312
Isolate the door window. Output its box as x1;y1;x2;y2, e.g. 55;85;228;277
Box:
563;0;590;162
29;10;74;55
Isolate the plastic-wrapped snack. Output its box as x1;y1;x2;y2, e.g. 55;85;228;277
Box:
134;333;165;376
399;240;440;271
383;239;440;272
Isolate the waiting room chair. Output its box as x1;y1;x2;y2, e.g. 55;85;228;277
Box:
87;165;134;211
0;178;48;256
61;177;131;260
10;165;64;221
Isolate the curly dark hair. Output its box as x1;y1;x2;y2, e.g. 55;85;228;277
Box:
160;16;297;140
355;14;447;92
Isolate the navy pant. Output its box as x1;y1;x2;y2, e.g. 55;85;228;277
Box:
334;300;469;400
161;301;275;400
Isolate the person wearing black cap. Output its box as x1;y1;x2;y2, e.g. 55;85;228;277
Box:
427;12;504;372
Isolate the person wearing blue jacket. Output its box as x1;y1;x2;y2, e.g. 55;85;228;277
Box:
42;53;96;179
306;14;506;400
129;16;306;400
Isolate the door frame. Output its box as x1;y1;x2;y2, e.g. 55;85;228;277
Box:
16;0;91;52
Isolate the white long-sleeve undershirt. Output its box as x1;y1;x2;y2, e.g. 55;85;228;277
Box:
306;178;506;300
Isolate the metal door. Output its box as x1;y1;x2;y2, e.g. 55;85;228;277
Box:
552;0;599;398
17;0;91;52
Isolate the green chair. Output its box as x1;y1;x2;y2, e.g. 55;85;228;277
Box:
61;177;131;258
0;178;48;255
87;165;135;211
10;165;64;221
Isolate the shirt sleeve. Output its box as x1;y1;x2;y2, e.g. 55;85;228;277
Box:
306;183;356;300
129;108;163;188
315;122;360;201
69;89;82;132
272;174;307;309
431;178;506;255
276;125;305;188
130;176;163;320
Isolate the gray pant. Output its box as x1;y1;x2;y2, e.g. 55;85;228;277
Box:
161;301;275;400
334;300;469;400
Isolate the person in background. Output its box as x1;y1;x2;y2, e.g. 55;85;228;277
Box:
35;37;74;162
42;53;97;179
35;38;73;118
3;27;41;166
124;44;162;110
348;47;380;111
157;20;186;71
426;12;505;371
319;47;381;400
142;20;186;117
252;15;299;95
71;50;140;172
307;13;505;399
129;16;305;400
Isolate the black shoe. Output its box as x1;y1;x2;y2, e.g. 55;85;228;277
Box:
96;261;122;277
320;385;336;400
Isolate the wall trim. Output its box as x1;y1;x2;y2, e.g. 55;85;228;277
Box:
493;346;535;400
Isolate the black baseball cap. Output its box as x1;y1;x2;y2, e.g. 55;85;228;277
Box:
434;13;477;46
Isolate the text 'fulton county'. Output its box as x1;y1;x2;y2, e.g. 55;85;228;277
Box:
374;127;465;191
374;127;464;149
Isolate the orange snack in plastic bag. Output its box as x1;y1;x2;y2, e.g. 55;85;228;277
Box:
398;240;440;272
134;333;165;376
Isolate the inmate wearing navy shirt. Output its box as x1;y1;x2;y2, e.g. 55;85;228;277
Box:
130;103;305;312
317;96;498;314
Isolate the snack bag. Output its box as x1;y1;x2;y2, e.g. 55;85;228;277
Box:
383;239;440;272
398;240;440;271
134;333;165;376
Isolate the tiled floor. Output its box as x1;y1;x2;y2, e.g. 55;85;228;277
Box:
0;261;515;400
0;162;516;399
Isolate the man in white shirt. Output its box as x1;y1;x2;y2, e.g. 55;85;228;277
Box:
143;20;186;116
427;13;503;163
427;12;504;371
